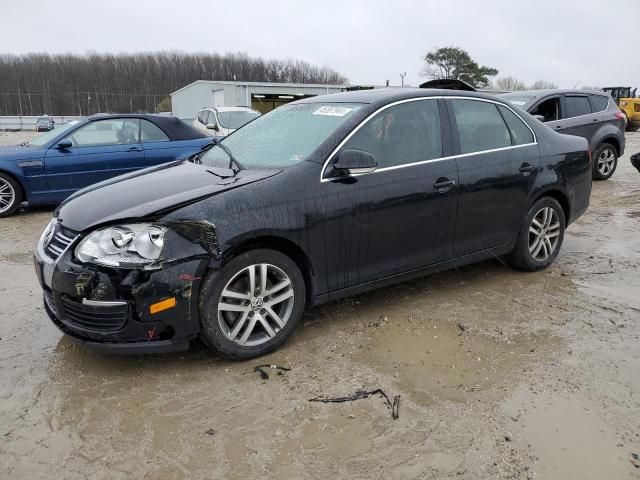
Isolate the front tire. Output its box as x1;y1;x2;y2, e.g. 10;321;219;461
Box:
508;197;565;271
0;173;22;218
592;143;618;180
199;249;306;360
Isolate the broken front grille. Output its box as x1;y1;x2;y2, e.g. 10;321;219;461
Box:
60;296;128;331
44;224;77;261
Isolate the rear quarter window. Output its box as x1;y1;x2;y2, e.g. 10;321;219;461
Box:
590;95;610;113
498;106;534;145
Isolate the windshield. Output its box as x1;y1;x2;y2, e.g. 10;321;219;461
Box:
501;94;536;108
217;110;260;130
27;120;80;147
199;103;363;169
36;119;50;124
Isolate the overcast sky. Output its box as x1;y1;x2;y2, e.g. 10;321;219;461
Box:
2;0;639;88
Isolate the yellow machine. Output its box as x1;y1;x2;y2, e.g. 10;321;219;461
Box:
603;87;640;131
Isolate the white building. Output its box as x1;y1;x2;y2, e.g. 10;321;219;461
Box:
170;80;346;121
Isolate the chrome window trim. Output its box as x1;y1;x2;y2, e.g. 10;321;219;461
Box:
320;95;538;183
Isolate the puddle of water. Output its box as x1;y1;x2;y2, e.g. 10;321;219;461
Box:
355;318;552;404
502;390;636;480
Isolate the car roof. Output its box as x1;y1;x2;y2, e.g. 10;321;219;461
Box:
200;106;258;112
294;87;507;106
502;89;610;98
85;113;208;141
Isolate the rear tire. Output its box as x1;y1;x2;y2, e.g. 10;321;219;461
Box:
508;197;565;271
592;143;618;180
199;249;306;360
0;173;22;218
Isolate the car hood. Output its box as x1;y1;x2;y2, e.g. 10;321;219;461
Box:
56;160;282;232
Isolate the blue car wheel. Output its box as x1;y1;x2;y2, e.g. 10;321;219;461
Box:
0;173;22;217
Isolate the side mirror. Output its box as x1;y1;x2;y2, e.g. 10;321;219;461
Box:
56;139;72;149
206;123;220;131
333;148;377;175
533;114;546;123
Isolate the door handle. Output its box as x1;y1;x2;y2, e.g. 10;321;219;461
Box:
554;125;562;129
519;163;537;174
128;146;143;152
433;178;455;192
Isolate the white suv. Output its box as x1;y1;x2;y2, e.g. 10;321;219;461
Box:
193;106;260;137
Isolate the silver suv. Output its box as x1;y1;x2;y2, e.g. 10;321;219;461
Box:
502;90;626;180
193;106;260;137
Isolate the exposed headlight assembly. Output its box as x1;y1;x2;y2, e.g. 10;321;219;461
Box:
75;223;166;268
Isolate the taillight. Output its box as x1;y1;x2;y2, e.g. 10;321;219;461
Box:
615;111;626;120
587;147;592;166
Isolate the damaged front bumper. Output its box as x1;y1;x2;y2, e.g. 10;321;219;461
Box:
34;220;215;354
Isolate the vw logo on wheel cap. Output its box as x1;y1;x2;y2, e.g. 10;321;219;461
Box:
251;298;264;310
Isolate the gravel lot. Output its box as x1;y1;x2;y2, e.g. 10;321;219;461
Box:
1;130;639;479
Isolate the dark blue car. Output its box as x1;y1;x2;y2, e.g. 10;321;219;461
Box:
0;114;212;217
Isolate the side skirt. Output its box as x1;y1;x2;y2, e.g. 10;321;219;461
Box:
311;243;514;306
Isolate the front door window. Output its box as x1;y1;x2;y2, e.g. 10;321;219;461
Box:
69;119;140;147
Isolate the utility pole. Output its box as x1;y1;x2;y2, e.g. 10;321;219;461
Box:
400;72;407;87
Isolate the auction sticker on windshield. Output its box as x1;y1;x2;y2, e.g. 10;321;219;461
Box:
313;106;353;117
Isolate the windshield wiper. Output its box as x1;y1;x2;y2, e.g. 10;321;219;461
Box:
212;139;243;173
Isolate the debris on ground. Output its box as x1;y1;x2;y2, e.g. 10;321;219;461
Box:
309;388;401;419
205;428;216;436
252;364;291;380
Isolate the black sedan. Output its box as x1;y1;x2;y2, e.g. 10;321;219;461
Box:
34;88;592;359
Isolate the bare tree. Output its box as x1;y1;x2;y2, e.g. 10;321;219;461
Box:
494;76;526;91
0;51;349;115
529;80;559;90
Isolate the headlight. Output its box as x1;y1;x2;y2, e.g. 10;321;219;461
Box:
75;223;166;268
620;101;628;107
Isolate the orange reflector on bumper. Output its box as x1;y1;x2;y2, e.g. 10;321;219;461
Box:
150;297;176;314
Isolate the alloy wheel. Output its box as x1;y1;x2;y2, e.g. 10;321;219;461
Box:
597;148;616;176
217;263;295;347
0;178;15;214
528;207;561;261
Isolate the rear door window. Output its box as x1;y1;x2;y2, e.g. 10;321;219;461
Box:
564;96;592;118
530;97;560;122
590;95;610;113
450;99;511;154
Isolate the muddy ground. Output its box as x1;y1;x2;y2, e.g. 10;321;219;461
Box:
1;130;639;479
